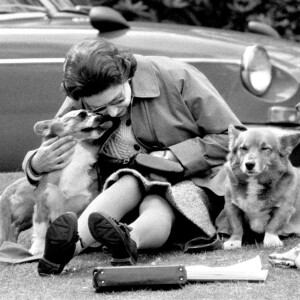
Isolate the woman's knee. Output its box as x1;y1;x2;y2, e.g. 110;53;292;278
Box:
85;174;144;220
139;194;175;222
105;174;144;199
118;175;144;194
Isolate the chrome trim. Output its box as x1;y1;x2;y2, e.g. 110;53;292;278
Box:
0;58;64;64
268;106;300;125
0;28;97;35
0;57;240;65
0;12;47;21
177;58;240;64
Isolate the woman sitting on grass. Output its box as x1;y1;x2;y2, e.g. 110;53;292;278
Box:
23;37;242;276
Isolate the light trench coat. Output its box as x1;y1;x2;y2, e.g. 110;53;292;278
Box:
52;54;242;196
23;55;243;241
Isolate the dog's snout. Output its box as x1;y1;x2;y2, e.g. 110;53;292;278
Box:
95;115;103;122
91;114;113;130
245;162;255;171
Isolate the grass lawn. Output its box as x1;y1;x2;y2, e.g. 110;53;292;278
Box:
0;172;300;300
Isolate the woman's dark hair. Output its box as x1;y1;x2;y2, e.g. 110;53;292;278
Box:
62;37;137;100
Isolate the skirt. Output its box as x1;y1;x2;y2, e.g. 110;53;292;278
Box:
103;168;217;238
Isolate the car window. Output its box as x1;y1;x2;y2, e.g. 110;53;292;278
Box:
0;0;46;14
49;0;76;10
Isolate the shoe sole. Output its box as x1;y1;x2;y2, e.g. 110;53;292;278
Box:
88;212;137;265
38;212;78;276
47;212;78;243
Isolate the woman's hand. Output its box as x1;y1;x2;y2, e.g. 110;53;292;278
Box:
31;136;76;174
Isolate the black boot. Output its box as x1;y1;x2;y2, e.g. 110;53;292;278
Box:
38;212;78;276
88;212;138;266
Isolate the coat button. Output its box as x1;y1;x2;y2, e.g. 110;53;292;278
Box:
134;144;140;151
126;119;131;126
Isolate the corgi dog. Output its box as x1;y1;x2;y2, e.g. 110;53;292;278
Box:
0;110;113;255
223;124;300;249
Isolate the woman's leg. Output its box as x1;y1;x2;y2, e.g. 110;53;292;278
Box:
86;193;176;266
130;194;176;249
37;174;144;275
75;174;144;254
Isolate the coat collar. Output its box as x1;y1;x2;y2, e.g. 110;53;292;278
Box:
131;55;160;98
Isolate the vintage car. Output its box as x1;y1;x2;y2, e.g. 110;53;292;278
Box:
0;1;300;171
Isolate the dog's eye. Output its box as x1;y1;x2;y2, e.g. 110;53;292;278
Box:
77;111;88;119
261;146;272;152
239;145;248;151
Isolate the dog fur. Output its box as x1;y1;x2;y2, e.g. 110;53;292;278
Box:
223;124;300;249
0;177;35;246
0;110;112;255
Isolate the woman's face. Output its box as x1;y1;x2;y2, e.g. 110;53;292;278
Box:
82;81;132;117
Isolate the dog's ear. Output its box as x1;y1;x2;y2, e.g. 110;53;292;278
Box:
280;132;300;156
34;120;52;136
228;124;247;151
295;103;300;112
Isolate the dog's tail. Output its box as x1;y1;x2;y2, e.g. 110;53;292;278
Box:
0;182;17;245
0;177;35;246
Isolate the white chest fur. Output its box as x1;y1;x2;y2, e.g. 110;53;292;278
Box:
236;177;271;232
58;143;97;198
235;178;263;210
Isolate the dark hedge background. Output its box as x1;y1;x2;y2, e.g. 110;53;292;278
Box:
79;0;299;42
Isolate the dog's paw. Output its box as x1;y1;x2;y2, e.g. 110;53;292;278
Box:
223;240;242;250
29;239;45;256
263;232;283;248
